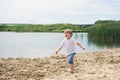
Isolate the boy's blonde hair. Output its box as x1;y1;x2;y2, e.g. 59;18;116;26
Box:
64;29;73;35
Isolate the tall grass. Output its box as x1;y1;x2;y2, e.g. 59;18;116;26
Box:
88;20;120;41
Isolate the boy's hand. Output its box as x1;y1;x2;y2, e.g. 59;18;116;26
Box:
55;51;58;54
53;51;58;57
82;48;85;50
52;51;57;57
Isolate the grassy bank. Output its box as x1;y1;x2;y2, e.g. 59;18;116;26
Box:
0;23;88;32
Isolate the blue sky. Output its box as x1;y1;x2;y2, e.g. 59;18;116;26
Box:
0;0;120;24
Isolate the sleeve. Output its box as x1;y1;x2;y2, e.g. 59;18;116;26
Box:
73;38;79;43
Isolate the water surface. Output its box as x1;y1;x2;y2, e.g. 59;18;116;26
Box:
0;32;119;58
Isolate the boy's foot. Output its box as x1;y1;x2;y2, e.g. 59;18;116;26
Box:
68;69;74;73
70;70;74;73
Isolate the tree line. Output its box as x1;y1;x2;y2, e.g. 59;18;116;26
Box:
0;23;88;32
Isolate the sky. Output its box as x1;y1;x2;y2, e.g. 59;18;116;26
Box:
0;0;120;24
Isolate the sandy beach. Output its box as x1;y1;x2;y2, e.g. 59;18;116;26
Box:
0;48;120;80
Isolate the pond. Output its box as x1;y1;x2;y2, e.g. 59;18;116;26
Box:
0;32;120;58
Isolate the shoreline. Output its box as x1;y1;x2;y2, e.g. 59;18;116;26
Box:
0;48;120;80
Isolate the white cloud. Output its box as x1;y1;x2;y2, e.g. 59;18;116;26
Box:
0;0;120;24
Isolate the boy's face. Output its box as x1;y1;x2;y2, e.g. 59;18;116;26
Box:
64;32;72;39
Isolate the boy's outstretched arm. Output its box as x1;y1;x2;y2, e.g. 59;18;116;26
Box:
55;45;63;54
76;42;85;50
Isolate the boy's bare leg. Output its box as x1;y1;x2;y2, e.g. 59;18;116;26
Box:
70;64;74;73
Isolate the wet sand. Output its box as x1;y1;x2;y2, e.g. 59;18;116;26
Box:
0;48;120;80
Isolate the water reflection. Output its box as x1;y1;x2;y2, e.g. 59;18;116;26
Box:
88;38;120;48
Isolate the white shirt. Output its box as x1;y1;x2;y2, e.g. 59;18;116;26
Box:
60;37;78;54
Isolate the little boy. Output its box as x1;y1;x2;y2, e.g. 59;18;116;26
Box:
55;29;85;73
